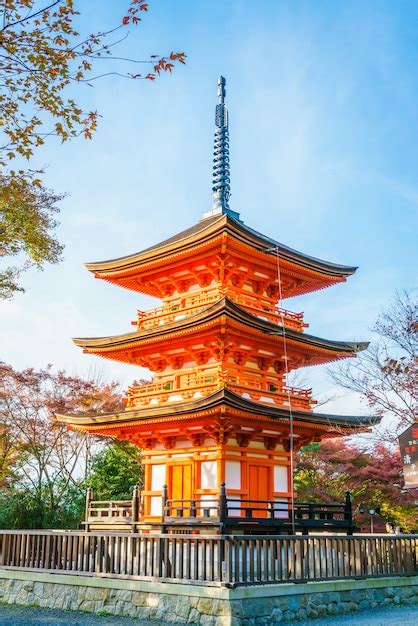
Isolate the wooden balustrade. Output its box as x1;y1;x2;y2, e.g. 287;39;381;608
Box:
126;372;314;411
82;486;353;534
83;486;141;532
163;489;353;532
135;293;305;332
0;530;416;586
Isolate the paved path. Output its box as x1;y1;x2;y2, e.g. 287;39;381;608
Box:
297;604;418;625
0;605;150;625
0;603;417;625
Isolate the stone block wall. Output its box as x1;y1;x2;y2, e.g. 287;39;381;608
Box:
0;569;417;624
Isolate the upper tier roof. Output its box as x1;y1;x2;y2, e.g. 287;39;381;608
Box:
85;214;357;297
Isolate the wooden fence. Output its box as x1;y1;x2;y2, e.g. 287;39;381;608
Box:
0;531;416;587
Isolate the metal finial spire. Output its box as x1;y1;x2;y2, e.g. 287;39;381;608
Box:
212;76;230;213
217;75;226;103
202;76;240;220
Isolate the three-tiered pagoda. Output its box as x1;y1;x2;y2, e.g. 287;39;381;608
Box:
58;77;373;532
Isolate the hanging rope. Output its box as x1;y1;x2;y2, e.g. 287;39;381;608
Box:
273;246;296;535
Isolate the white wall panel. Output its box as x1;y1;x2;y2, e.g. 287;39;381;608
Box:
150;496;162;516
274;465;288;492
225;461;241;489
201;461;217;489
151;464;166;491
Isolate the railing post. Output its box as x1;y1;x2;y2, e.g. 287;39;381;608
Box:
162;484;168;519
345;491;353;534
156;536;164;577
0;534;5;566
219;482;227;534
131;485;140;532
308;502;315;520
224;536;231;585
190;499;197;517
84;488;93;532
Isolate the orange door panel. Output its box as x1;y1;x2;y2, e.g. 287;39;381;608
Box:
248;465;270;518
170;463;192;516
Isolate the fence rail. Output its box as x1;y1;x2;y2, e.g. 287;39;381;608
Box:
0;531;416;587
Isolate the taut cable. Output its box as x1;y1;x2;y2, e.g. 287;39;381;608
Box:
267;245;296;535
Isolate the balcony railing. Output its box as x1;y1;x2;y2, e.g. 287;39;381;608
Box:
83;485;354;534
134;292;306;332
162;486;354;532
126;373;314;411
83;487;142;531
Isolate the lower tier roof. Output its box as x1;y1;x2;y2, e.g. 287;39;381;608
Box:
56;387;378;433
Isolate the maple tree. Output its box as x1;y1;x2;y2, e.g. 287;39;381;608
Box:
331;290;417;440
0;362;124;527
0;0;185;163
295;439;417;532
0;1;186;298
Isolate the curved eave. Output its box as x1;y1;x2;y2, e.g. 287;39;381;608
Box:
56;388;378;431
86;214;357;280
72;297;368;356
227;216;357;278
85;215;222;274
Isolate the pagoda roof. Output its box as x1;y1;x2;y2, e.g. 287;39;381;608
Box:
73;297;367;362
55;387;377;432
85;213;357;281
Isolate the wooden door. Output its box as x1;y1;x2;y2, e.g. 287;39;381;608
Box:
170;463;192;516
248;465;270;518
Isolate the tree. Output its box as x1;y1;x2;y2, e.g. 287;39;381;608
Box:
295;439;417;532
0;1;186;298
84;440;143;501
330;290;417;440
0;362;125;527
0;423;21;489
0;0;185;163
0;173;63;298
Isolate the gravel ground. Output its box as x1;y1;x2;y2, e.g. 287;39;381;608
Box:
0;604;417;625
0;605;154;625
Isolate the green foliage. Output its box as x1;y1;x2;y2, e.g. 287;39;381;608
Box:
0;483;84;530
83;441;143;501
0;440;144;529
0;172;64;298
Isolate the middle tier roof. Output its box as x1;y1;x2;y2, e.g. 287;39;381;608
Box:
74;297;367;371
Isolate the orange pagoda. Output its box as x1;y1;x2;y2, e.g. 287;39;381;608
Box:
58;77;374;533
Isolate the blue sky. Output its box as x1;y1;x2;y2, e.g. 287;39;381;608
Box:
1;0;417;416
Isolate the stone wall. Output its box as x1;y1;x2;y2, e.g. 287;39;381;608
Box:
0;569;417;625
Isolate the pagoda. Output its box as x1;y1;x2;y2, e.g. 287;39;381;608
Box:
57;77;373;531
